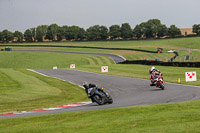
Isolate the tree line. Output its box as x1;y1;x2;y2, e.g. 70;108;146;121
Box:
0;19;200;43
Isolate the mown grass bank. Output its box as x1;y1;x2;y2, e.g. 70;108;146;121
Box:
1;99;200;133
0;68;88;113
0;51;114;69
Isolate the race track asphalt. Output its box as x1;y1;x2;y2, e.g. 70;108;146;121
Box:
1;69;200;119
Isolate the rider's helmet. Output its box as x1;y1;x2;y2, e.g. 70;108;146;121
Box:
83;82;89;89
89;83;97;88
151;66;155;70
149;66;155;74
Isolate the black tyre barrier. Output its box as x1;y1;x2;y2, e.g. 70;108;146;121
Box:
118;60;200;68
168;51;179;62
0;45;157;53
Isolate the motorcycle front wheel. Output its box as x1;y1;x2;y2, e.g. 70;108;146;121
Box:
108;97;113;104
159;83;165;90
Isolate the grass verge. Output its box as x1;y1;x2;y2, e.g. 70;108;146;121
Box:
0;68;88;113
0;100;200;132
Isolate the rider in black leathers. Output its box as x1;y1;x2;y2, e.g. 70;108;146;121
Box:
83;82;108;100
83;82;97;95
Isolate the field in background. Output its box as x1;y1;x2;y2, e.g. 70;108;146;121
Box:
2;37;200;62
2;37;200;49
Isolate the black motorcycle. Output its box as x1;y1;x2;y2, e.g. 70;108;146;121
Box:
83;83;113;105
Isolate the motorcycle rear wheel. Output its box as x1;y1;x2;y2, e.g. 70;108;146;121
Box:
92;95;105;105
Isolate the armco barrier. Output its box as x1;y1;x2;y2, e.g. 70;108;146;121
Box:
118;60;200;68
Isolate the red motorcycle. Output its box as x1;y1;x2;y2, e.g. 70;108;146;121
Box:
150;72;165;90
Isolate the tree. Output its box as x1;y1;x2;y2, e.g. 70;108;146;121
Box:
0;31;2;42
24;29;33;42
86;25;101;40
147;19;161;38
13;30;23;42
78;28;86;40
135;19;168;39
62;25;86;41
46;24;59;41
30;28;36;42
192;24;200;35
133;25;143;39
36;25;47;42
1;30;14;42
167;25;181;38
99;26;108;40
157;24;168;38
57;26;64;41
109;25;121;40
121;23;133;39
69;26;82;40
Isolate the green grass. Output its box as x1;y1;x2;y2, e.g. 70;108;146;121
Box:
1;39;200;132
0;51;113;113
3;37;200;49
2;37;200;62
78;64;200;86
1;100;200;133
0;68;88;113
0;51;114;69
0;49;199;114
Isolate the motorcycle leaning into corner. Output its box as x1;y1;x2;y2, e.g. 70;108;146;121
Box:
150;71;165;90
83;82;113;105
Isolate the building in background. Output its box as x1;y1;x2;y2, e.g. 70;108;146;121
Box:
180;28;196;36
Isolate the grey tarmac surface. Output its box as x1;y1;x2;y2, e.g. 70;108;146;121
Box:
1;69;200;119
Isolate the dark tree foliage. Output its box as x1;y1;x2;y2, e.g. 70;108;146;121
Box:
56;26;64;41
135;19;168;39
192;24;200;35
86;25;101;40
46;24;59;41
36;25;48;42
157;24;168;38
13;31;23;42
0;19;191;43
24;29;33;42
99;26;108;40
1;30;14;43
0;31;2;42
109;25;121;40
63;25;86;40
86;25;108;41
78;28;86;40
30;28;36;42
133;25;143;39
167;25;181;38
121;23;133;39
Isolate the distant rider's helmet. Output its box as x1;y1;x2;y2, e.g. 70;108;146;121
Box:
151;66;155;70
149;66;155;74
